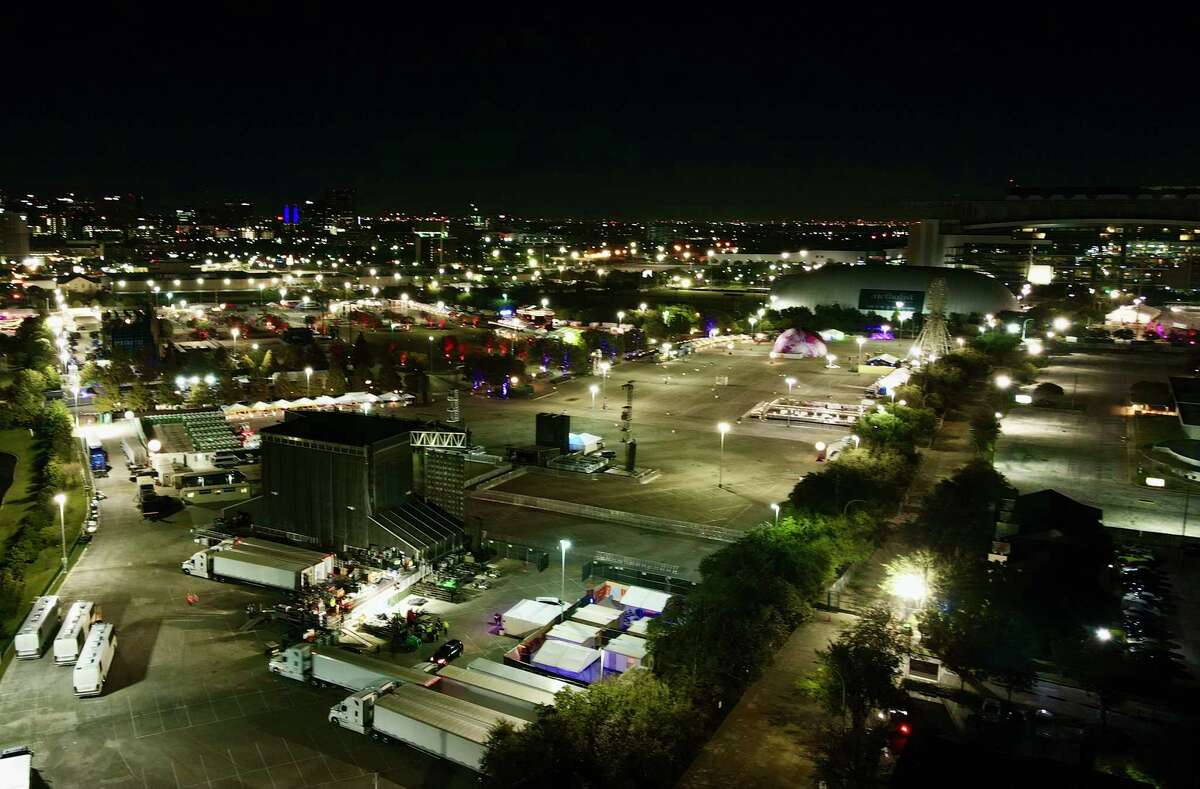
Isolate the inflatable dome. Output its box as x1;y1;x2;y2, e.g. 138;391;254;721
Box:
772;328;828;357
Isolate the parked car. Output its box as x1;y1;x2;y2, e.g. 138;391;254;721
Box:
430;639;464;666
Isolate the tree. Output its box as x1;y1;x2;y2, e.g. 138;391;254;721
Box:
37;401;75;462
481;670;709;789
815;606;908;731
1033;381;1065;406
969;408;1000;453
910;460;1011;560
187;382;212;407
790;448;912;516
10;369;48;426
325;357;347;396
351;332;374;371
126;382;155;413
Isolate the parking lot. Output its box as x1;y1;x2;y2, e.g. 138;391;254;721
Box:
0;435;476;788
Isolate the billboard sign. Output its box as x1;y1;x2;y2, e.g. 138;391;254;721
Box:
858;289;925;313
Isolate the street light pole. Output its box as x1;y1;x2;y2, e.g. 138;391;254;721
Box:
771;502;780;527
717;422;730;488
304;366;313;397
589;384;599;411
559;539;571;622
53;493;67;569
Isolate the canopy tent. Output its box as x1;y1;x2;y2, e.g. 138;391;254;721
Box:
290;397;315;408
602;633;649;674
571;603;621;629
379;392;402;402
626;617;651;637
501;599;560;638
546;620;601;648
865;353;901;367
771;328;828;357
531;640;602;684
818;328;847;342
874;367;911;397
251;401;273;411
1106;304;1161;325
314;395;337;405
270;399;291;409
612;585;671;616
221;403;252;414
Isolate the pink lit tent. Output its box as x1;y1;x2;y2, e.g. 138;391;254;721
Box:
771;328;828;357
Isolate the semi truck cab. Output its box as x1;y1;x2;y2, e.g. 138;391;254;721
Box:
180;550;211;578
268;644;311;682
328;683;394;734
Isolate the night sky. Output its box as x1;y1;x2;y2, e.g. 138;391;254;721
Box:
6;6;1200;219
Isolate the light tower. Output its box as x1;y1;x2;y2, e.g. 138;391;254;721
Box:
910;276;953;360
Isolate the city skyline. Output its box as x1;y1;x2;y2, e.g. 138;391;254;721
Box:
5;8;1199;219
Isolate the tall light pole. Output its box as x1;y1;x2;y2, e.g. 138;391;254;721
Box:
589;383;599;411
856;336;866;364
559;539;571;622
70;384;80;430
231;326;239;352
599;361;611;410
53;493;67;569
770;502;780;527
895;301;905;338
428;335;436;373
717;422;730;488
304;366;313;396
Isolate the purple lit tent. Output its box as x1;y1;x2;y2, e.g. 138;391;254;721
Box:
771;328;828;357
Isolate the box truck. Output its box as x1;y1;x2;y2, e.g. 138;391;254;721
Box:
14;596;60;660
181;540;332;591
0;746;32;789
328;681;527;772
72;622;116;697
53;601;97;665
269;644;436;691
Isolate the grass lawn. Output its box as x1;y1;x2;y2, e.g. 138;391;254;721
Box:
0;428;89;638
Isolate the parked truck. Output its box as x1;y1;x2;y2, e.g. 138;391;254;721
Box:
269;644;436;691
53;601;97;666
0;746;32;789
328;681;527;772
14;596;60;660
87;438;107;472
181;539;332;591
72;622;116;697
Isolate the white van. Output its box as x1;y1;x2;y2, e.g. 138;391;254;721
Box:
72;622;116;697
53;601;97;666
14;596;60;660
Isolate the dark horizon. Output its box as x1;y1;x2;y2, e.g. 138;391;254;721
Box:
5;6;1199;220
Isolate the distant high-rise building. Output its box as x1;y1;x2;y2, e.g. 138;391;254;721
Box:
321;187;356;228
0;211;30;258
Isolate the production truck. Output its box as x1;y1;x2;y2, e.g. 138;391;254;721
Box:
269;644;436;691
72;622;116;697
181;540;332;591
329;681;527;772
53;601;97;665
14;596;60;660
0;746;32;789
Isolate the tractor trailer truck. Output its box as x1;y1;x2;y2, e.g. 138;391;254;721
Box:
181;540;332;591
269;644;437;691
329;681;527;772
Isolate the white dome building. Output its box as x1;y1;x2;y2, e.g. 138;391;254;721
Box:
771;265;1019;316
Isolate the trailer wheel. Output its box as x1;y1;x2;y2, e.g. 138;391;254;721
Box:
181;568;191;575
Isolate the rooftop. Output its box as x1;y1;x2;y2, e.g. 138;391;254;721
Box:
261;411;461;448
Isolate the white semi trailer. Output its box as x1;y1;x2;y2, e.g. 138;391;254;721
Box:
0;746;32;789
329;682;527;772
269;644;436;691
181;540;332;591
